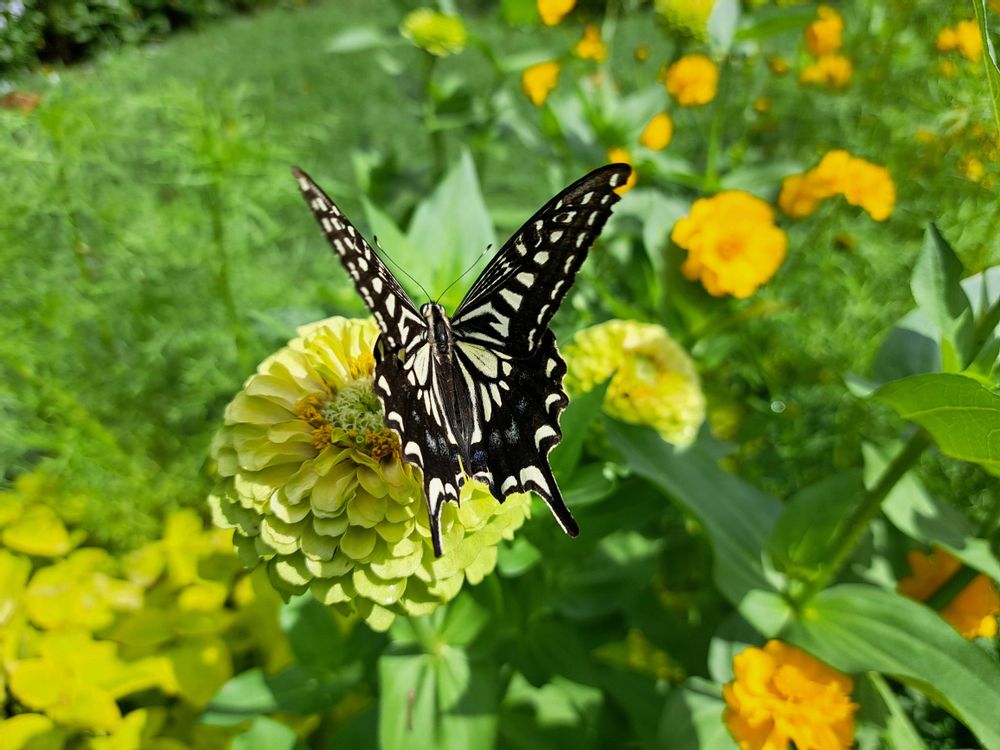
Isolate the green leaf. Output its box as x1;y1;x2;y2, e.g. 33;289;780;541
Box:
497;535;542;577
658;678;737;750
607;422;782;610
855;673;927;750
361;197;428;300
784;585;1000;749
549;380;610;479
326;27;401;54
767;471;864;583
279;595;341;671
734;5;814;40
863;443;1000;581
203;664;361;722
874;373;1000;475
231;716;298;750
910;225;974;369
407;149;497;297
708;0;742;53
379;647;500;750
972;0;1000;135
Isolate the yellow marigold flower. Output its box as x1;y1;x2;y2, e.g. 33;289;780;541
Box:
563;320;705;447
898;549;1000;639
538;0;575;26
640;112;674;150
522;60;560;106
671;191;788;299
606;147;638;193
840;158;895;221
809;149;854;196
799;53;853;89
654;0;715;41
574;24;608;62
724;640;858;750
209;316;531;632
400;8;468;57
778;173;826;218
804;5;843;57
938;20;983;61
664;54;719;107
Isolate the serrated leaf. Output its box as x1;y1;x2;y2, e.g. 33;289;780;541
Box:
874;373;1000;475
785;585;1000;749
910;225;974;369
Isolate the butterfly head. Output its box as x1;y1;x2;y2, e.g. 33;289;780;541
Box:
420;302;452;348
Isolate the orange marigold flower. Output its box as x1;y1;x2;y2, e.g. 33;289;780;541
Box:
840;158;895;221
778;173;827;218
538;0;575;26
936;26;959;52
799;54;853;89
606;147;638;193
804;5;843;57
724;641;858;750
522;61;560;106
898;549;1000;639
664;54;718;107
936;20;983;61
640;112;673;150
780;151;895;222
671;191;787;299
574;24;608;62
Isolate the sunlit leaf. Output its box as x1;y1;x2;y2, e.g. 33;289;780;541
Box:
910;225;973;369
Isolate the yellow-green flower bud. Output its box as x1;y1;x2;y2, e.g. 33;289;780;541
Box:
654;0;715;42
563;319;705;447
400;8;468;57
208;317;530;631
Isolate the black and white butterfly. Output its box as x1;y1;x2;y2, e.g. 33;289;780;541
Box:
294;163;631;556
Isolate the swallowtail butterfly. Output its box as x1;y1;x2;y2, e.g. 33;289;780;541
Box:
294;163;631;556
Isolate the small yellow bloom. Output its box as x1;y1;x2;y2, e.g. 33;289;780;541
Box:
640;112;673;150
538;0;575;26
563;320;705;447
799;53;853;89
779;151;895;222
724;641;858;750
840;158;895;221
606;147;638;193
522;60;560;106
664;54;719;107
767;55;790;75
574;24;608;62
898;549;1000;639
937;20;983;62
804;5;844;56
399;8;468;57
778;173;826;218
671;191;787;298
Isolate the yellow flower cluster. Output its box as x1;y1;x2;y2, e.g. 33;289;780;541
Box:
936;20;983;62
663;53;719;106
778;150;895;221
538;0;575;26
563;319;705;447
799;5;852;89
898;548;1000;639
724;641;858;750
671;191;788;298
0;475;290;748
574;24;608;62
399;8;468;57
522;60;560;106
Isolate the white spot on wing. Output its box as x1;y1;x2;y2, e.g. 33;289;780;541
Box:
500;289;523;308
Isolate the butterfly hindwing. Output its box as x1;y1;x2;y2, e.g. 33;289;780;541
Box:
451;164;631;356
293;167;426;350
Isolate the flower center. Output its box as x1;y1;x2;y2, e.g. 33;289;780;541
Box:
322;378;384;435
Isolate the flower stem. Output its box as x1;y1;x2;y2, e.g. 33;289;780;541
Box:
795;430;931;605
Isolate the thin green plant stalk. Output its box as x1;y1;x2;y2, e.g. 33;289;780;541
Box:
205;179;249;369
794;430;931;606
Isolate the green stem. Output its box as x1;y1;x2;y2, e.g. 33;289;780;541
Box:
795;430;931;605
206;180;247;366
703;103;722;192
422;54;446;179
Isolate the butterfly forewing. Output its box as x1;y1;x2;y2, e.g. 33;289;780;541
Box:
293;167;426;350
451;164;631;356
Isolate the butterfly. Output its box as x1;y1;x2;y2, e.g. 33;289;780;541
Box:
294;163;631;556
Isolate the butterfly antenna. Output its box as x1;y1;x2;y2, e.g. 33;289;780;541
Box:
436;244;494;305
373;236;433;303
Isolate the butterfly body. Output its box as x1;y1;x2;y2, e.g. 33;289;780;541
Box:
294;163;631;556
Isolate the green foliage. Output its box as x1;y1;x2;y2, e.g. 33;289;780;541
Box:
2;0;1000;748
